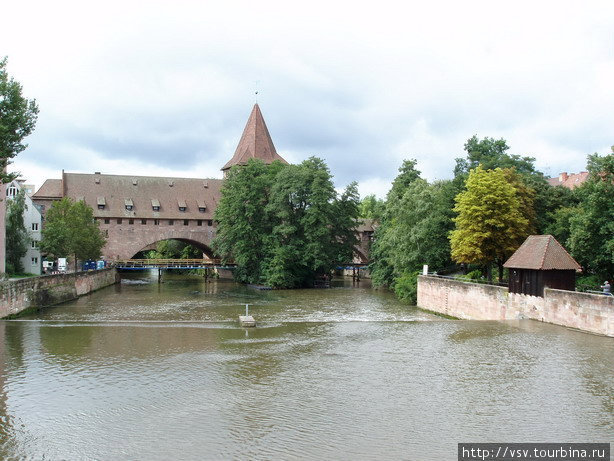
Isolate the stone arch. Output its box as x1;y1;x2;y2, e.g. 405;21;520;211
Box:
129;238;216;259
103;226;216;260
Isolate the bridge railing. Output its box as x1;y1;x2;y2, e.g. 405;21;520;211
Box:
115;259;223;268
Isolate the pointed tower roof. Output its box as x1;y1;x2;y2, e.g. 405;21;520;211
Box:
222;104;288;171
503;235;582;271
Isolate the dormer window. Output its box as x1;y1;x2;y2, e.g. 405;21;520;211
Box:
125;198;134;211
178;199;187;212
151;199;160;211
7;185;18;197
197;199;206;213
97;197;106;210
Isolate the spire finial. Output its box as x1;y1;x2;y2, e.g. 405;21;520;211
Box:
254;80;260;103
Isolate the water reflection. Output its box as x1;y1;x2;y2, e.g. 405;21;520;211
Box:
0;274;613;460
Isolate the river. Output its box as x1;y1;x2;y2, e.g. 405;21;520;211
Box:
1;273;613;460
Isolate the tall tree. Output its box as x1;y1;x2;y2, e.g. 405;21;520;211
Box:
449;166;531;282
358;194;385;221
39;198;106;269
567;153;614;279
5;189;29;274
0;57;39;183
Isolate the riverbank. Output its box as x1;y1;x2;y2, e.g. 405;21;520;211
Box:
0;268;119;318
417;275;614;337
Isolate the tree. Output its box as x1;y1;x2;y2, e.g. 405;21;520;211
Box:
213;157;359;288
212;159;286;284
359;194;385;221
39;198;106;269
5;189;29;273
0;57;39;183
449;166;531;282
567;153;614;279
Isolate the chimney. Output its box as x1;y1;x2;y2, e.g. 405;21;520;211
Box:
559;172;568;183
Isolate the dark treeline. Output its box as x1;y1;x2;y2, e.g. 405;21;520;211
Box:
367;136;614;302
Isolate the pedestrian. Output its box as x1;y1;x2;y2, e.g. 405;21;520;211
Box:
601;280;611;296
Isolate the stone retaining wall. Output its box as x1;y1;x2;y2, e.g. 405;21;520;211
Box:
0;268;119;318
417;275;614;337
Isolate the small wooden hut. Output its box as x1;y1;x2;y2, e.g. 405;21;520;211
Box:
503;235;581;297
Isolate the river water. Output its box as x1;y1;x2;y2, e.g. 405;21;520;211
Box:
1;273;613;460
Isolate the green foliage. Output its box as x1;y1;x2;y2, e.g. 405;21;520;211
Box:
145;240;201;259
392;270;421;304
450;166;531;281
5;189;29;274
359;194;385;221
567;153;614;279
0;57;39;183
575;274;602;293
39;197;106;263
213;157;359;288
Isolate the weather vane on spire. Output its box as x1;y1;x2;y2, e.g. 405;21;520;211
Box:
254;80;260;103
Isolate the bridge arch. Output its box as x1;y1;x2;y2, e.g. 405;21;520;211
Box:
103;226;217;260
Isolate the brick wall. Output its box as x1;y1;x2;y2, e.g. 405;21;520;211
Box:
0;268;119;318
417;275;614;337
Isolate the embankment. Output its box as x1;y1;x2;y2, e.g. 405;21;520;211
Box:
417;275;614;337
0;268;119;318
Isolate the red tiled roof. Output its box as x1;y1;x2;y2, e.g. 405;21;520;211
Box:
503;235;581;271
62;173;223;220
547;172;589;189
33;179;63;198
222;104;288;171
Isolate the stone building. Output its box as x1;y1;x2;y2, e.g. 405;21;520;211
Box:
32;104;287;260
547;171;588;189
5;180;43;275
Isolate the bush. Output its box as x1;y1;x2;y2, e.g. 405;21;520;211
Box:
576;274;602;292
393;270;421;304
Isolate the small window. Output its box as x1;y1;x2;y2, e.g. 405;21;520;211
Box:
198;207;206;213
32;223;39;231
153;206;160;212
154;219;160;225
197;220;202;226
207;220;213;227
168;220;174;226
104;218;110;224
129;219;134;225
126;205;133;211
141;219;147;225
7;186;18;197
124;198;134;211
179;207;186;212
98;204;105;210
117;218;123;224
31;257;38;265
183;219;189;226
31;240;38;249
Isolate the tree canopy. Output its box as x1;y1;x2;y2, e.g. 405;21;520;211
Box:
213;157;359;288
39;198;106;266
449;165;532;281
0;57;39;183
5;189;29;274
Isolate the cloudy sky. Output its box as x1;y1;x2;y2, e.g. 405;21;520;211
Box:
3;0;613;197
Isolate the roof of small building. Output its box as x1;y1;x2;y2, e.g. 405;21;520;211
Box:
503;235;581;271
59;172;224;220
222;103;288;171
547;171;589;189
33;178;63;198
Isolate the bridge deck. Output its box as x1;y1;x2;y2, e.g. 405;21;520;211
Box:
115;259;233;269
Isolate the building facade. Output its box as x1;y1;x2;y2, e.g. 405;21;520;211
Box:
6;180;43;275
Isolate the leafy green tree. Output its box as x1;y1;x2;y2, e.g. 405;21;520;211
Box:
449;166;531;282
359;194;385;221
5;189;29;273
214;157;358;288
40;198;106;269
0;57;39;183
145;240;202;259
213;159;286;284
263;157;359;288
567;153;614;279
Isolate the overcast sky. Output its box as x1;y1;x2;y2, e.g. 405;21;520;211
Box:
3;0;613;197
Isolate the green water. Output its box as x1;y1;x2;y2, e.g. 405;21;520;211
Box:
1;272;613;460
